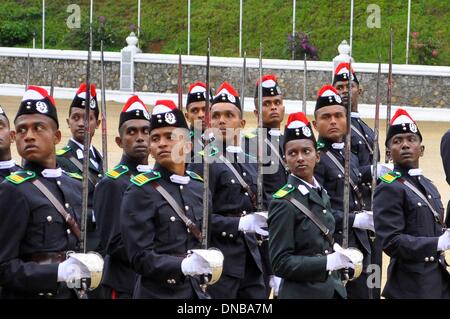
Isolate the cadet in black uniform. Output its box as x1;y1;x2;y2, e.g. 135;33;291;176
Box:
374;108;450;299
269;112;351;299
121;99;222;299
312;85;373;299
333;62;385;299
440;129;450;226
93;95;151;299
0;86;97;299
56;83;103;253
184;81;208;161
189;82;266;299
251;74;288;297
0;106;20;181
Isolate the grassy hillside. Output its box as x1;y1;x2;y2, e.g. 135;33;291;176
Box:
0;0;448;65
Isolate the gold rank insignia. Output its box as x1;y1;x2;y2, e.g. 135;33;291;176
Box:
244;131;257;139
186;170;203;182
273;183;295;199
56;145;71;156
131;170;161;187
106;165;129;179
5;171;36;185
67;172;83;180
380;171;402;184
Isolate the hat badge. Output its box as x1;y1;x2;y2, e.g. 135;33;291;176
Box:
302;126;312;137
227;94;236;104
335;95;342;104
89;99;96;109
143;111;150;120
0;106;4;114
409;122;418;133
36;101;48;114
164;112;176;124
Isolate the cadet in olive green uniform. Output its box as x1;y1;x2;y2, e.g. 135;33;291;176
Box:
268;112;353;299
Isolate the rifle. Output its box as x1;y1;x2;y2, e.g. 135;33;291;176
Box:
240;51;246;119
385;29;393;163
178;53;183;110
302;52;307;114
256;43;264;212
371;59;382;208
100;38;108;172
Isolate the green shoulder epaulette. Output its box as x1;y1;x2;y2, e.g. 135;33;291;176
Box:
197;146;219;157
67;172;83;180
189;130;194;138
56;145;71;156
273;183;296;199
5;170;36;185
186;170;203;182
380;171;402;184
244;131;257;139
106;165;129;179
316;140;325;150
131;170;161;187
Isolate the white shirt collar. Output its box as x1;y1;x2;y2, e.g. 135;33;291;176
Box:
226;145;243;153
136;164;152;173
351;112;361;118
70;138;96;157
169;174;190;185
408;168;423;176
331;142;345;150
0;159;15;169
41;167;62;178
268;129;281;137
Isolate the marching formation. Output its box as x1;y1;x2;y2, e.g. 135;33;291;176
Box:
0;57;449;300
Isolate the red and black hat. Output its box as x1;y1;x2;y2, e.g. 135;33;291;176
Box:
315;84;344;112
119;95;150;128
385;108;422;146
211;82;241;110
254;74;282;98
150;99;188;132
70;83;99;119
283;112;316;149
15;86;59;128
333;62;359;85
186;81;211;109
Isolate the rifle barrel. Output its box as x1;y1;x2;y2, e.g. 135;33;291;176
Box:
100;40;108;172
256;43;264;212
371;61;382;209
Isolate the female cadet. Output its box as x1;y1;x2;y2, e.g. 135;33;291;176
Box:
268;112;354;299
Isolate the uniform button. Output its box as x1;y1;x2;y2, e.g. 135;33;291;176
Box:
167;279;171;284
67;229;71;234
418;176;421;180
424;257;429;262
231;179;235;184
65;203;70;208
229;234;234;238
358;141;362;144
430;256;435;262
417;202;422;207
185;205;189;211
324;250;329;254
242;210;247;215
365;134;368;138
358;173;362;177
288;184;293;188
38;293;44;296
47;292;53;297
57;181;61;186
427;195;432;199
98;174;102;178
322;209;327;214
354;200;358;205
222;232;227;237
180;185;183;190
244;192;249;196
338;231;343;234
338;174;342;178
170;216;176;222
243;172;247;176
271;161;275;165
172;279;176;284
46;216;52;222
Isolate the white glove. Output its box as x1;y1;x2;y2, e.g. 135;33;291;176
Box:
372;163;394;178
269;275;282;296
181;251;212;276
353;210;375;232
238;212;268;236
57;256;91;282
326;243;355;271
437;229;450;251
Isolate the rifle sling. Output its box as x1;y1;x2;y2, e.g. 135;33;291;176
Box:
351;124;374;154
30;179;81;241
150;181;202;242
67;155;99;186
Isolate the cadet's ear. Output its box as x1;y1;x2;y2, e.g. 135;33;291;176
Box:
9;130;15;144
115;136;122;148
312;120;318;130
253;109;258;118
54;129;62;145
240;118;246;128
420;144;425;157
96;119;101;129
66;118;70;128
